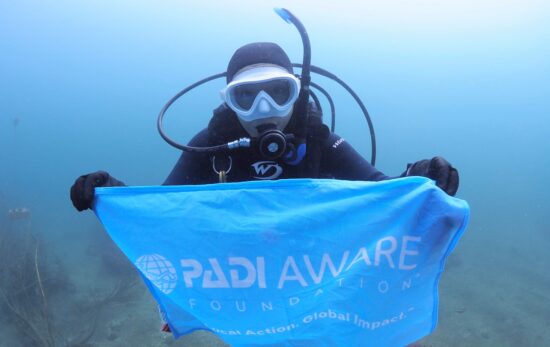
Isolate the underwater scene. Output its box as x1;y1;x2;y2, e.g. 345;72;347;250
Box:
0;0;548;346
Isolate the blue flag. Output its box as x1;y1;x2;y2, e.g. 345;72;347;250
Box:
94;177;469;347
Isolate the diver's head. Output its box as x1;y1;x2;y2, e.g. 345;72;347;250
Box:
221;42;300;138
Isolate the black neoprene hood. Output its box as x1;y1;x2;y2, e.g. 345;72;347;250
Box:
226;42;294;83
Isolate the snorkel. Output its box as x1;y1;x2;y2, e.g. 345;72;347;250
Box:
253;8;312;160
157;8;377;165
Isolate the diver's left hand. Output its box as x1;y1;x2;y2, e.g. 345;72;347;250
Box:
406;156;459;196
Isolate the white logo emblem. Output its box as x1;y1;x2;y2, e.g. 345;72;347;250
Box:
135;254;177;294
252;161;283;180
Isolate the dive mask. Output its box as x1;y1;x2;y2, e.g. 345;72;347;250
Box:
221;65;301;123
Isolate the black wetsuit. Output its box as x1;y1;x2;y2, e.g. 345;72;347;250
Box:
164;104;393;185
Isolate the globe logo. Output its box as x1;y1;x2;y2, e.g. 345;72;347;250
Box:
135;254;178;294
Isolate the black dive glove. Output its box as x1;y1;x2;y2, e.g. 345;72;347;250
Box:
70;171;125;211
406;156;459;196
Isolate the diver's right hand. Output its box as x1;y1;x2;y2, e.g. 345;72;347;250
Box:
70;171;125;211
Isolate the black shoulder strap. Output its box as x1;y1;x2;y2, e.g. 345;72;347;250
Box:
305;103;330;178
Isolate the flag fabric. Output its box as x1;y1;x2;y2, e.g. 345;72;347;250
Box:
94;177;469;347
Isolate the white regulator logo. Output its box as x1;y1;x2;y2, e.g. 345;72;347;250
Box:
252;161;283;180
135;254;178;294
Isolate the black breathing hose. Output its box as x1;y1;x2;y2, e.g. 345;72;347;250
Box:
293;63;377;166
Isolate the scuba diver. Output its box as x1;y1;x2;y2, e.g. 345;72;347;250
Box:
70;39;458;210
69;8;459;341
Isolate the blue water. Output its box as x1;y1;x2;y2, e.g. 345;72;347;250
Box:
0;0;548;346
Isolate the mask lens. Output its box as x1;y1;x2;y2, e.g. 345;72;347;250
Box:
233;84;261;110
265;79;291;106
231;78;293;111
